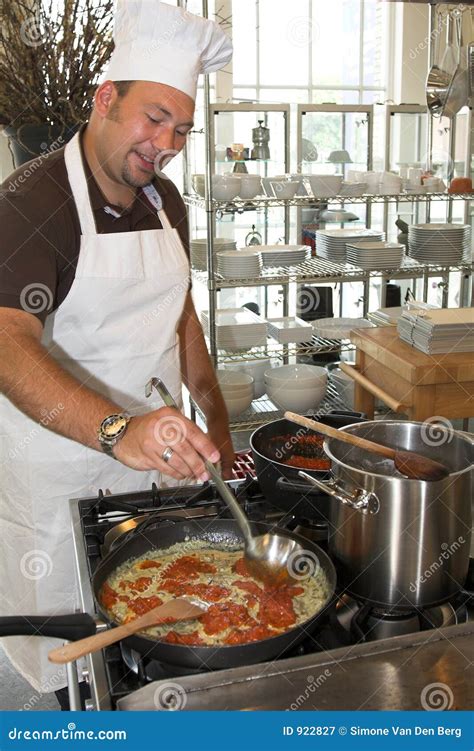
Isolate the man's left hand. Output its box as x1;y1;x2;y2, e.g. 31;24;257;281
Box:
207;421;235;479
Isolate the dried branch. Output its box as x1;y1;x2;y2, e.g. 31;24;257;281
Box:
0;0;114;127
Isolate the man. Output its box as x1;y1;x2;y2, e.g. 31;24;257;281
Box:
0;1;233;703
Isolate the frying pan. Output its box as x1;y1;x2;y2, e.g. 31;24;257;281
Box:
0;517;336;671
250;411;366;521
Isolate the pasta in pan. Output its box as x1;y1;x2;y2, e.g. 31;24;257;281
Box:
101;540;329;646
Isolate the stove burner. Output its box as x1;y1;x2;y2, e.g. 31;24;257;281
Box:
336;594;461;642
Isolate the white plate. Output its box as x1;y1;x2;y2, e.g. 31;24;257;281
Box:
312;317;374;340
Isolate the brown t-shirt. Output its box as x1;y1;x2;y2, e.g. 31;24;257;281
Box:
0;125;190;324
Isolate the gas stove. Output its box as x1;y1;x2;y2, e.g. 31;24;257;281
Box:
70;471;474;711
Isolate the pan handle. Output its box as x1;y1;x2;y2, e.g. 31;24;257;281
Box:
0;614;97;640
298;472;380;515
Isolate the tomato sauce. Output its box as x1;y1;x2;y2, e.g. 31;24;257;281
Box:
163;555;217;581
128;595;163;616
138;560;162;570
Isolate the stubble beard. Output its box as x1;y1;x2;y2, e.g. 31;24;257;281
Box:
121;152;154;188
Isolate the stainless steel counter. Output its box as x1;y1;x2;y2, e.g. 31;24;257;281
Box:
117;622;474;711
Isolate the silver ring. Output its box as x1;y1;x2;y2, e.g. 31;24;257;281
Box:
161;446;174;463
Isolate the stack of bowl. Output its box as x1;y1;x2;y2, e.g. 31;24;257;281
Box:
222;358;273;399
264;364;328;413
217;371;254;418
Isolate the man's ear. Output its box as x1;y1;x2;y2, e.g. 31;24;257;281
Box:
94;81;118;118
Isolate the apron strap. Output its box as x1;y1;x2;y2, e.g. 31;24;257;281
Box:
64;133;98;236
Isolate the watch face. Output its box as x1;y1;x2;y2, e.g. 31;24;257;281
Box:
103;416;128;437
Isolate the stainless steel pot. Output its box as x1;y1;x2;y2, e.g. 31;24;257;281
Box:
300;421;473;610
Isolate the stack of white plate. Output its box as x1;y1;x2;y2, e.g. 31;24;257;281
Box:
267;316;314;344
408;224;472;265
258;244;310;268
190;238;236;271
397;307;474;354
346;241;404;270
316;229;384;263
200;308;268;352
216;249;263;279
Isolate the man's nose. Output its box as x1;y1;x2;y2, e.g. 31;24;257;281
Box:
151;127;176;153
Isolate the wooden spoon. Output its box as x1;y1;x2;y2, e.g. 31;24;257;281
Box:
284;412;450;482
48;597;208;665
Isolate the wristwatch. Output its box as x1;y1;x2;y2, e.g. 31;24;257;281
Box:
98;413;131;459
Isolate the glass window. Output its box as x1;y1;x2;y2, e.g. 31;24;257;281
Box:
259;0;310;86
311;0;361;87
232;0;257;86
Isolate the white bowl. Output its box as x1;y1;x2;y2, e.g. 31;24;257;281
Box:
212;175;241;200
264;364;327;387
223;392;254;418
308;175;343;198
223;359;272;398
217;370;254;389
270;180;299;199
267;382;327;413
239;175;263;199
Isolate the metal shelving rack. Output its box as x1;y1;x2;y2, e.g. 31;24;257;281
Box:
184;3;473;431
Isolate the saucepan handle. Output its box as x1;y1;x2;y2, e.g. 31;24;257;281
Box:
298;472;380;515
0;614;97;640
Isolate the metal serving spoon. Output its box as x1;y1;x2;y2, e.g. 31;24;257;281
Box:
146;377;304;585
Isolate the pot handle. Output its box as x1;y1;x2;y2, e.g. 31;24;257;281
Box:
0;614;97;640
276;476;331;495
298;472;380;515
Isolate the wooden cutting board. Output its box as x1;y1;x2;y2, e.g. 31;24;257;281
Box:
350;327;474;386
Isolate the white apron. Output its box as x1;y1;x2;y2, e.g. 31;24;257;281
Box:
0;133;190;694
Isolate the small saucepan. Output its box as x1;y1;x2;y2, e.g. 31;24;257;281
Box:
250;411;366;522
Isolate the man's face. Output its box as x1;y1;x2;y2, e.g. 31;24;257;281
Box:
96;81;195;188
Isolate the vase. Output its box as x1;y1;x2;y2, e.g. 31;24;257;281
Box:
3;123;80;168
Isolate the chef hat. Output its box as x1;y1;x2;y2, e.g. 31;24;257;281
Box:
104;0;232;100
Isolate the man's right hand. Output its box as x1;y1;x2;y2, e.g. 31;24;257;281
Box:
113;407;220;482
